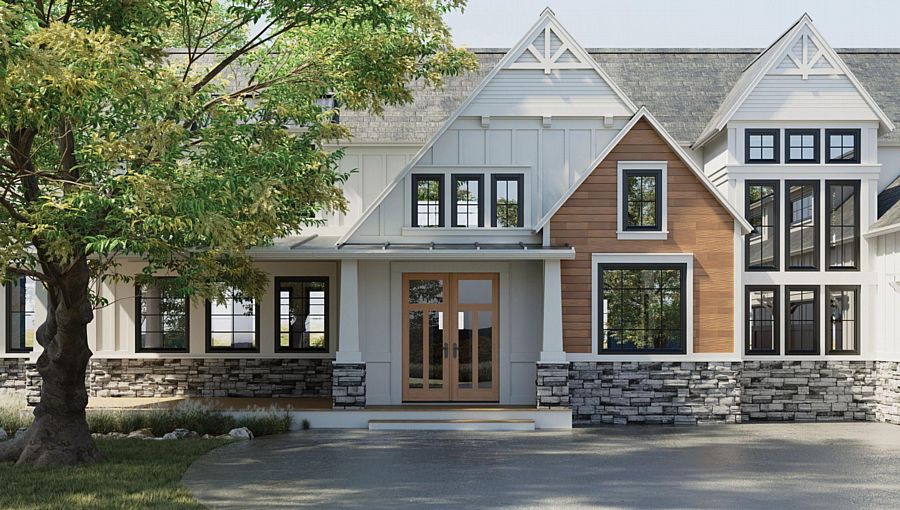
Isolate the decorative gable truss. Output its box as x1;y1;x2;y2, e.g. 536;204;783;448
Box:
508;23;595;74
772;30;841;79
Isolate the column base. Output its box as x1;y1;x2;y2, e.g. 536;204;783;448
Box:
332;362;366;409
536;362;570;409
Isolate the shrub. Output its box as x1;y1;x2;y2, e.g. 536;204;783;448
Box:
85;406;292;437
0;391;32;437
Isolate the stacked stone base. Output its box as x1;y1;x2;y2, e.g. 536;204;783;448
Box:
332;363;366;408
536;363;570;409
0;358;28;402
876;362;900;425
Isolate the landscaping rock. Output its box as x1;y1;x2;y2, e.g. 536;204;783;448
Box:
127;428;155;439
14;428;27;439
228;427;254;440
0;428;7;441
162;428;199;440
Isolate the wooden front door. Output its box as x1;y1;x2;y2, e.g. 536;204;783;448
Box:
402;273;500;402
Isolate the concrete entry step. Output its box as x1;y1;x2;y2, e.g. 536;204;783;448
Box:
368;419;536;431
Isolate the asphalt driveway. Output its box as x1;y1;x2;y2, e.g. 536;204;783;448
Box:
183;423;900;509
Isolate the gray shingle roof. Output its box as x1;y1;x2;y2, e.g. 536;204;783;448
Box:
340;48;900;146
873;176;900;232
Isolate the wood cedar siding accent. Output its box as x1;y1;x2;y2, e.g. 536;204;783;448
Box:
549;119;735;354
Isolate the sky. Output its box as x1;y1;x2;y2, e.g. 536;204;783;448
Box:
444;0;900;49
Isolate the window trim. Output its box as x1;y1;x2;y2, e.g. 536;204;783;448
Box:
411;174;445;228
745;128;781;164
134;278;191;354
616;162;668;240
784;285;820;356
825;128;861;164
745;285;780;356
784;128;820;164
621;169;662;231
450;174;485;228
825;180;861;272
5;276;34;354
595;261;688;355
205;292;261;353
745;180;780;272
825;285;860;355
274;276;330;353
490;174;525;228
784;180;820;271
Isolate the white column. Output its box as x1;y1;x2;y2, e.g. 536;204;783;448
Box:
336;259;362;364
540;259;566;363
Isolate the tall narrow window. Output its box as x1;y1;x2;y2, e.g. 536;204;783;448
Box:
5;277;36;353
206;290;259;352
136;278;189;352
785;181;819;270
745;181;779;270
826;180;860;271
746;286;779;355
491;174;524;228
785;286;819;355
622;169;661;231
745;129;779;164
785;129;819;163
825;129;861;164
826;286;859;354
451;174;484;228
411;174;444;227
276;277;329;352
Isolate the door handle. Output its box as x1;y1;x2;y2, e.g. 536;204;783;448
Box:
452;343;459;358
443;342;449;359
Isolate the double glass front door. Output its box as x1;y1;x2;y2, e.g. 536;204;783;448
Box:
402;273;499;402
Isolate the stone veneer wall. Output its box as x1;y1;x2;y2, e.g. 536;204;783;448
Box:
332;363;366;408
0;358;27;397
569;362;742;425
876;361;900;425
536;363;570;409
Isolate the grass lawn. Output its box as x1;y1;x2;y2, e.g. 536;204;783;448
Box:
0;438;228;510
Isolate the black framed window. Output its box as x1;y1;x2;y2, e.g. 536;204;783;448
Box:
206;289;259;352
785;181;819;270
276;277;329;352
826;180;860;271
746;286;779;355
745;181;779;270
451;174;484;228
825;129;861;164
745;129;780;164
135;278;189;352
826;286;859;355
785;286;819;355
411;174;444;227
5;277;36;353
491;174;524;228
785;129;819;163
622;169;662;231
598;264;686;354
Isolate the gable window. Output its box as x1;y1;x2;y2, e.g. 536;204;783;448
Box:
785;286;819;355
135;278;189;352
5;276;36;353
491;174;524;228
785;129;819;163
412;174;444;227
451;174;484;228
745;129;779;164
745;181;779;271
622;170;661;231
276;277;328;352
826;181;860;271
746;286;779;355
826;286;859;355
598;263;686;354
785;181;819;271
825;129;861;164
206;289;259;352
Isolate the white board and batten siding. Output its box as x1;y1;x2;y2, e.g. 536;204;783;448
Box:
875;232;900;360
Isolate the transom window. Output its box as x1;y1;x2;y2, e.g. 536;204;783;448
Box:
785;181;819;270
135;278;189;352
491;175;524;228
5;276;36;353
412;174;444;227
451;174;484;228
745;129;779;164
276;277;328;352
622;169;661;231
785;129;819;163
745;181;779;270
826;181;860;271
598;264;686;354
825;129;860;164
746;286;779;355
206;290;259;352
785;286;819;355
827;286;859;354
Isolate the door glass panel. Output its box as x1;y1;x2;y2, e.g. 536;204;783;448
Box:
458;279;492;304
457;311;473;389
428;311;444;389
478;311;493;389
409;279;443;304
408;311;423;389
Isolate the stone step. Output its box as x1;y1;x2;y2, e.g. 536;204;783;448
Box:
368;419;536;431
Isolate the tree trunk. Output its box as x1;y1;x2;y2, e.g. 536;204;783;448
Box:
0;259;103;467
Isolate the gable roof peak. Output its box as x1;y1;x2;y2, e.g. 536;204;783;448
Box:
540;6;556;17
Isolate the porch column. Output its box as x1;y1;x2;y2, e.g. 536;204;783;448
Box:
537;259;569;409
333;259;365;408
